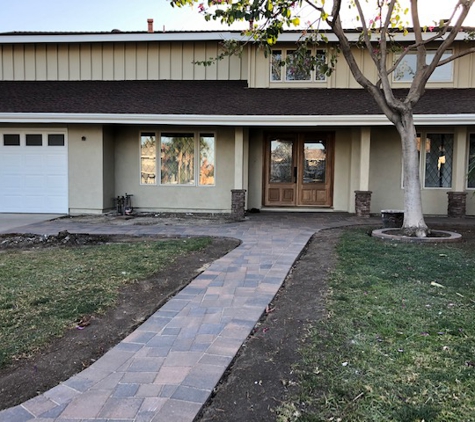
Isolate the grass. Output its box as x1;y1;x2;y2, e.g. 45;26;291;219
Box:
0;237;211;368
279;229;475;422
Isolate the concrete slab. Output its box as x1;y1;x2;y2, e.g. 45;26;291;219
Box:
0;214;63;234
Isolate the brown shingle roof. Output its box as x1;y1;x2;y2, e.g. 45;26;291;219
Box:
0;80;473;116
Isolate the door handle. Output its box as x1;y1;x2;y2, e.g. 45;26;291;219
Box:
294;166;297;183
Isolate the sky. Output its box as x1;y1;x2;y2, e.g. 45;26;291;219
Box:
0;0;474;33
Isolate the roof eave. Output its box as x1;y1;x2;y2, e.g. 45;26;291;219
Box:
0;113;473;126
0;29;472;44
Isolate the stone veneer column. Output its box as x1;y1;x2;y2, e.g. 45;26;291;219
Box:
231;189;247;221
447;192;467;218
355;190;372;217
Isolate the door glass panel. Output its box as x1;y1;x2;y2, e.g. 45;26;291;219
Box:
303;140;326;183
270;139;294;183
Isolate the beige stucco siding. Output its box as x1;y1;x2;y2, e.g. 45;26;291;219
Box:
332;129;352;212
102;127;116;211
369;128;405;213
0;41;246;81
114;126;235;213
368;126;475;215
68;125;106;214
247;129;264;210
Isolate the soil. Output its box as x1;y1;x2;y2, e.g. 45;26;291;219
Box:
0;220;474;420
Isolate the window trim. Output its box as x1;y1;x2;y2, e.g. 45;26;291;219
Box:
466;133;475;190
270;48;327;83
1;129;67;148
139;130;216;188
393;50;454;83
401;131;454;190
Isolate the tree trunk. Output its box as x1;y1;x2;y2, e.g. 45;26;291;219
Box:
397;112;429;237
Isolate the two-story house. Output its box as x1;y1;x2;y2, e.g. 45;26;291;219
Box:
0;27;474;216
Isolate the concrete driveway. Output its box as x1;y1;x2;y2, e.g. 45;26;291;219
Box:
0;213;63;233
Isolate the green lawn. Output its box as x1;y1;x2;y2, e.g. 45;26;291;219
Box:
279;229;475;422
0;237;211;368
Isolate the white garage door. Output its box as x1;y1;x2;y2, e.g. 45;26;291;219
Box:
0;130;68;213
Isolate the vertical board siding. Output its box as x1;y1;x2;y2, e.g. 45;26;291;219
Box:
147;42;159;79
0;40;245;81
80;44;92;80
91;44;103;79
159;42;171;79
35;44;47;80
46;44;58;80
102;44;114;80
114;43;125;80
57;44;69;80
13;44;25;80
69;44;81;80
182;43;195;79
170;42;183;80
125;43;137;80
24;44;36;80
205;42;218;80
193;42;206;80
136;43;148;80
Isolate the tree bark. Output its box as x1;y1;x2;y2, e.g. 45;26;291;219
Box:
396;112;429;237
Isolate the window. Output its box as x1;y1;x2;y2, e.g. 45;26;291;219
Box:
26;134;42;146
1;131;66;147
402;133;453;189
424;133;453;188
199;134;215;186
48;134;65;146
394;50;453;82
4;134;20;146
467;134;475;188
140;132;156;185
161;133;195;185
271;49;326;82
140;132;215;186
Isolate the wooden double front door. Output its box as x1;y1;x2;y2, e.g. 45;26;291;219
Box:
264;132;334;207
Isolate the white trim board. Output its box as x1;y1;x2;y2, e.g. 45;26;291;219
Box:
0;113;474;126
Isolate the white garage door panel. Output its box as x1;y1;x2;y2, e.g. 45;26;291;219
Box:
0;131;68;214
0;154;22;173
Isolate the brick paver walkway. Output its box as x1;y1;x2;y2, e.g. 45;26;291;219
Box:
0;213;375;422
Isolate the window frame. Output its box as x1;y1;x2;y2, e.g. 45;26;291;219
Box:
401;131;454;190
393;50;454;83
270;48;327;83
139;131;216;187
1;130;67;147
466;133;475;190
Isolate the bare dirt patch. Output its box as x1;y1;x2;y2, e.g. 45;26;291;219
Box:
54;212;232;227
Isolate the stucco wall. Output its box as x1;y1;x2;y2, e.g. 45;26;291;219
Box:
369;127;405;213
114;126;235;213
102;126;116;211
247;129;264;210
333;129;352;212
368;126;475;216
68;125;105;214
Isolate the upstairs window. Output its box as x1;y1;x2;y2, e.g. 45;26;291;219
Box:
394;50;453;83
271;49;326;82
